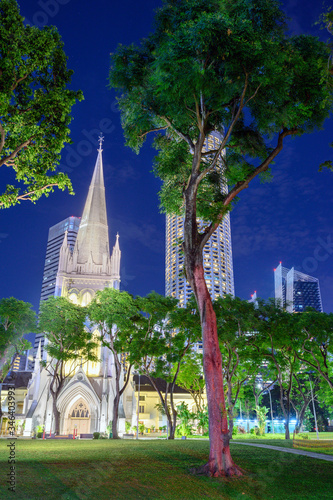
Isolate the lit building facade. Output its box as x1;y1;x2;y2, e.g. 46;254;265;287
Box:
274;263;323;313
165;132;234;306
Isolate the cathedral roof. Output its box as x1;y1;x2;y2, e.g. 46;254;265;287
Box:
75;138;110;265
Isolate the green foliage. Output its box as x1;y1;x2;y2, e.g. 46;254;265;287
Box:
174;350;205;413
232;426;239;436
88;288;137;356
38;296;99;434
125;421;131;433
110;0;333;227
39;297;97;367
175;402;195;437
0;0;83;208
298;433;309;440
139;422;145;435
0;297;35;380
255;406;268;436
195;406;209;435
93;432;100;440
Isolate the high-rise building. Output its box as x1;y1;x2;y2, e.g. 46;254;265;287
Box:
274;263;323;313
165;132;234;306
35;216;81;353
40;216;81;302
12;350;34;372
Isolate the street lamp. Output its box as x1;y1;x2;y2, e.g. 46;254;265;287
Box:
136;372;140;440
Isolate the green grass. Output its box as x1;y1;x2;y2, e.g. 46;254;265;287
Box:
0;439;332;500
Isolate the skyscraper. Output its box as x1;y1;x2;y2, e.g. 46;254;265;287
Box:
165;132;234;306
274;263;323;313
40;216;81;302
35;216;81;353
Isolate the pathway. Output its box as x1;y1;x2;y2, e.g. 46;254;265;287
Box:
232;441;333;462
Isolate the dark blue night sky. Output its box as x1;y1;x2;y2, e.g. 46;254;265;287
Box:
1;0;333;324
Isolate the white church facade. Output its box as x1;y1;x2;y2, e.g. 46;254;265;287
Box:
22;138;135;437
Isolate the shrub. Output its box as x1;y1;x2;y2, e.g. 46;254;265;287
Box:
232;426;238;436
298;433;309;440
125;421;131;433
250;426;260;436
93;432;100;439
175;424;193;437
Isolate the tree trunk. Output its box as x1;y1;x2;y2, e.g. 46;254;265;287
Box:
112;360;121;439
284;415;290;440
192;263;242;476
112;393;120;439
52;396;60;435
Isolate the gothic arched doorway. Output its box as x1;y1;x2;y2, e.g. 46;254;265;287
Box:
66;398;91;435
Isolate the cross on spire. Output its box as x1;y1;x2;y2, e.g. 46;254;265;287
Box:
98;133;104;152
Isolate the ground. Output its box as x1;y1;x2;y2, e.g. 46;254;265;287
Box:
1;438;332;499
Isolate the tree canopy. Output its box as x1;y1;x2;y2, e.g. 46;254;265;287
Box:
0;297;35;379
38;297;98;434
0;0;83;208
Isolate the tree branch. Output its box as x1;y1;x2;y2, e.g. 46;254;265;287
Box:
0;137;33;168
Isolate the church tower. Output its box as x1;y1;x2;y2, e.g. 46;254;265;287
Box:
55;135;121;305
23;137;128;437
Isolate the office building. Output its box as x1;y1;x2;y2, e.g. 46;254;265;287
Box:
274;263;323;313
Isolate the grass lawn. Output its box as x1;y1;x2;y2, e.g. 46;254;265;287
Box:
1;439;333;500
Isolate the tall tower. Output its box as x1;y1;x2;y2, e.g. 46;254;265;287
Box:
55;136;121;304
274;263;323;313
36;138;121;358
165;132;234;306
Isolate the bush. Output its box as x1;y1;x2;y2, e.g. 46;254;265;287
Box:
93;432;100;439
232;426;238;436
298;433;309;440
175;424;193;437
36;432;43;439
125;421;131;433
250;426;260;436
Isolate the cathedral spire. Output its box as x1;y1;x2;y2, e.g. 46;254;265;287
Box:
74;135;110;266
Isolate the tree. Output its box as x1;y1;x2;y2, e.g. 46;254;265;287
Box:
0;297;35;420
0;297;35;379
214;296;262;438
38;297;98;435
176;351;206;414
293;310;333;390
175;401;195;437
109;0;333;476
129;292;200;439
290;374;320;434
0;0;83;208
88;288;138;439
251;300;302;439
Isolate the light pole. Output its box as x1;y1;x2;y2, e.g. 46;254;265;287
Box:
136;372;140;440
268;387;274;434
309;377;319;440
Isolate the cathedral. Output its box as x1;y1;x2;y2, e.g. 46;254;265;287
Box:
0;137;198;439
22;138;134;437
